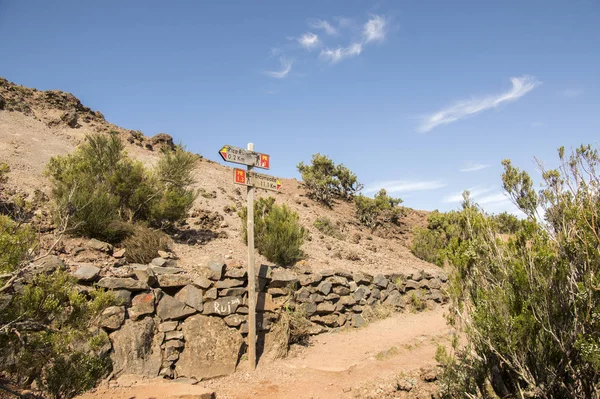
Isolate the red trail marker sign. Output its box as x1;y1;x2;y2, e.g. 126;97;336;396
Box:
233;168;281;192
219;145;270;169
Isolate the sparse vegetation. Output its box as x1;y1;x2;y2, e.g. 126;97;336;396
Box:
268;305;313;359
354;189;403;229
375;346;400;361
45;133;198;241
410;210;460;266
1;269;118;398
1;167;119;396
345;250;361;261
44;351;112;399
363;303;394;322
438;145;600;398
409;291;426;312
313;216;344;240
0;215;36;274
239;197;306;266
122;224;171;264
412;205;525;267
297;153;362;206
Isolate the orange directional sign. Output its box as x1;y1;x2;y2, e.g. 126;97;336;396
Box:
233;168;281;192
219;145;270;169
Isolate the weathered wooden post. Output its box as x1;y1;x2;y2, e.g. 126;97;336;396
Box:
218;144;280;370
246;143;257;370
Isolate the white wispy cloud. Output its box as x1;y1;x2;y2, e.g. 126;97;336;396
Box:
362;15;387;43
320;43;363;63
460;163;491;172
419;76;541;133
444;186;523;215
265;57;293;79
443;186;496;203
365;180;447;194
478;192;509;205
310;19;337;35
298;32;320;50
562;88;583;97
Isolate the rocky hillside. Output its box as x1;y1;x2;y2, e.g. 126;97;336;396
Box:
0;77;433;277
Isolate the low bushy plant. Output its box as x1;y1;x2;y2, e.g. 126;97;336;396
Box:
239;197;306;266
439;145;600;398
0;165;114;398
313;216;344;239
354;189;403;228
123;224;171;264
410;210;465;267
1;270;118;397
0;214;36;273
45;133;198;241
297;153;362;206
43;351;111;399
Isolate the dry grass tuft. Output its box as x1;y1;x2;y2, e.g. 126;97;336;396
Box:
123;224;171;264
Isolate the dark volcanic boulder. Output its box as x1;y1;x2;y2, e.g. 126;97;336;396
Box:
176;316;243;380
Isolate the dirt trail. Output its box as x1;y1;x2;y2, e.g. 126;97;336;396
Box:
81;306;451;399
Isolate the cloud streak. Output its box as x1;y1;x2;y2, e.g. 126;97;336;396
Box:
298;32;320;50
419;76;541;133
363;15;387;43
444;186;522;215
320;43;363;63
310;19;337;35
319;15;388;64
265;57;293;79
562;88;583;97
443;186;496;203
365;180;447;194
460;163;491;172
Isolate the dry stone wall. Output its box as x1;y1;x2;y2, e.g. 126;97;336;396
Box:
75;255;448;381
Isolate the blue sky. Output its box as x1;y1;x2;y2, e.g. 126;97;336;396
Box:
1;1;598;214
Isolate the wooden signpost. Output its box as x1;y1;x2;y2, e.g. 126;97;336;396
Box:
218;143;280;371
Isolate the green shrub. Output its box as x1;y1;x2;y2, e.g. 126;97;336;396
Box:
313;216;344;239
490;211;523;234
239;197;306;266
354;189;403;228
410;210;465;267
43;351;111;399
123;224;171;264
149;146;198;225
0;214;36;273
409;291;426;312
297;153;362;205
439;145;600;398
410;227;445;265
45;134;197;240
1;270;117;396
0;161;9;185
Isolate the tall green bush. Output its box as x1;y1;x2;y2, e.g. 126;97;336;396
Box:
1;161;115;398
45;133;198;240
439;145;600;398
410;209;463;266
297;153;362;205
1;270;117;398
354;189;403;228
239;197;306;266
0;214;36;274
314;216;344;240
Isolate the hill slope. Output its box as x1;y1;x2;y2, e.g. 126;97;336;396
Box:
0;77;434;276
